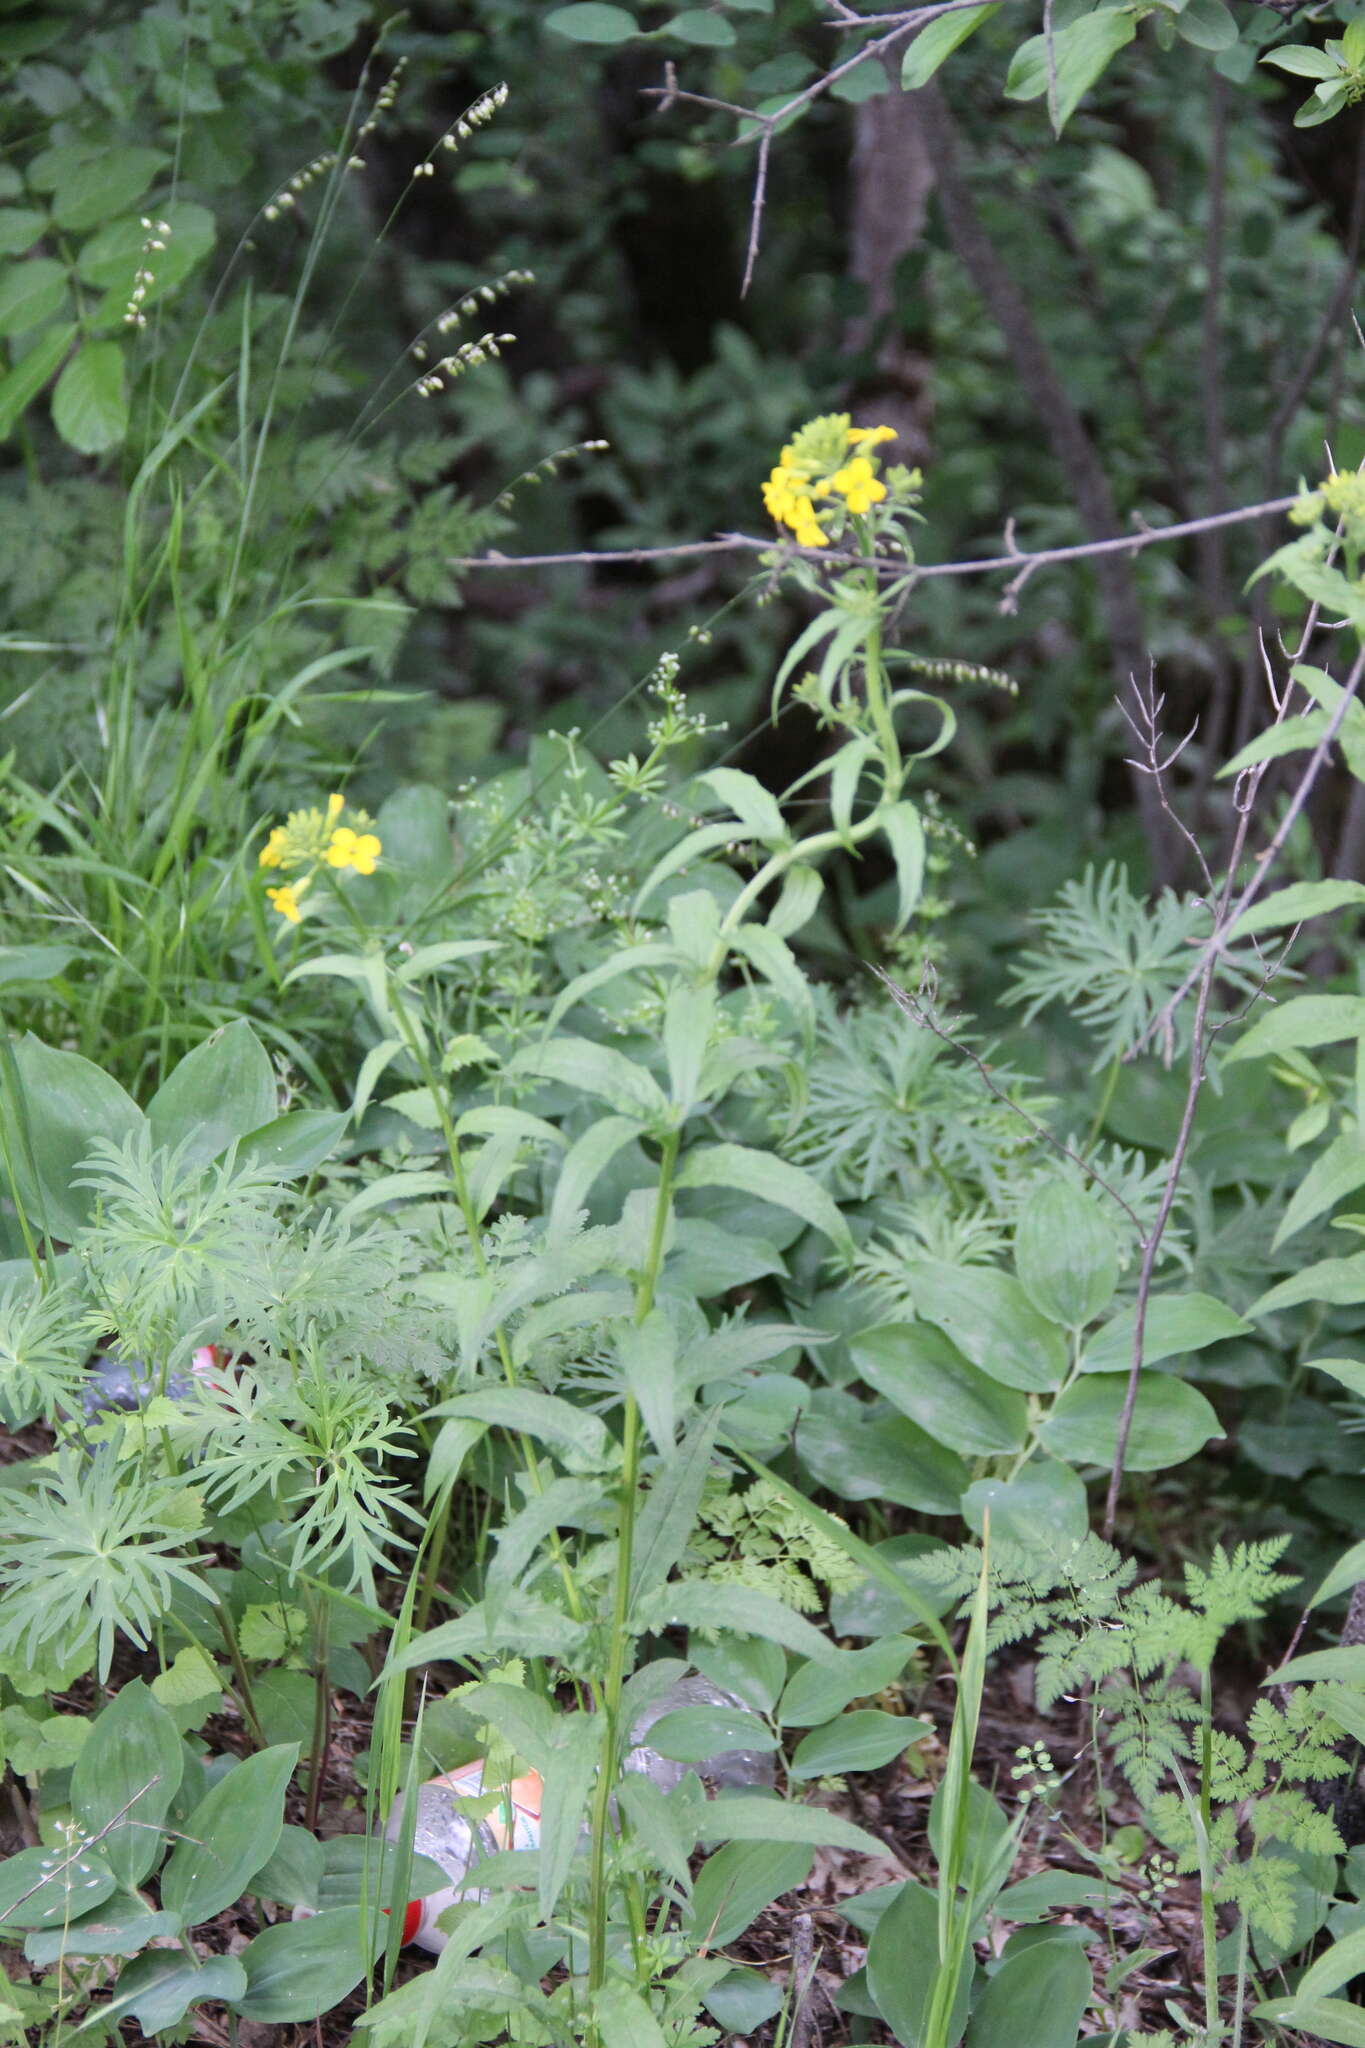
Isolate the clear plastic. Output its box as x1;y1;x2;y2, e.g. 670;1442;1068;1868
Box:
388;1676;773;1953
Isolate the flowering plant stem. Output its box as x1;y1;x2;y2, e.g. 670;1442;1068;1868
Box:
585;1128;681;2026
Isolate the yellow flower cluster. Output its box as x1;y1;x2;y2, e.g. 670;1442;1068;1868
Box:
1290;466;1365;534
258;793;382;924
762;418;896;547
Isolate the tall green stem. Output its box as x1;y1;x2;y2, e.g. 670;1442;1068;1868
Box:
585;1130;680;2014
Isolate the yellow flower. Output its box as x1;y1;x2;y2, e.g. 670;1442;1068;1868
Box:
258;827;287;869
846;424;897;447
326;791;345;826
793;512;828;548
266;884;304;924
326;827;382;875
829;457;887;516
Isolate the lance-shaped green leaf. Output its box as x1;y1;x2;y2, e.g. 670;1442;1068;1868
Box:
676;1143;852;1255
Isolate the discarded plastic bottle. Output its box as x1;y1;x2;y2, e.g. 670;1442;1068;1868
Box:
389;1675;774;1954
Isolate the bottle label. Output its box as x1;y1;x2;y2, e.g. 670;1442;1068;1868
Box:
429;1761;543;1853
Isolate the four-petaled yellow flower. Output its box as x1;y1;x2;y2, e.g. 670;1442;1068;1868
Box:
827;457;887;516
256;791;382;925
326;827;382;875
761;415;897;544
266;884;304;925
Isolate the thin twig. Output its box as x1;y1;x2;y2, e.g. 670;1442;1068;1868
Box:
450;493;1298;588
1101;665;1305;1535
1135;640;1365;1057
872;966;1146;1237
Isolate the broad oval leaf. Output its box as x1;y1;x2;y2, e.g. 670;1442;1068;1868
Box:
147;1020;277;1168
235;1905;383;2022
966;1933;1092;2047
853;1323;1028;1455
161;1743;299;1926
688;1841;813;1948
867;1876;973;2045
796;1387;968;1513
1040;1372;1222;1470
906;1257;1069;1391
0;1032;144;1236
1080;1291;1249;1373
52;145;166;229
546;2;638;38
788;1710;933;1779
52;340;127;454
70;1680;182;1888
1014;1180;1120;1328
902;2;999;87
0;256;66;337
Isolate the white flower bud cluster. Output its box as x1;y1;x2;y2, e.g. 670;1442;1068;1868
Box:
124;216;173;328
263;152;338;223
358;57;409;142
430;270;534;342
414;332;515;398
438;81;510;152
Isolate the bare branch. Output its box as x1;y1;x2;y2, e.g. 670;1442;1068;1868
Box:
451;493;1298;587
1134;639;1365;1057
